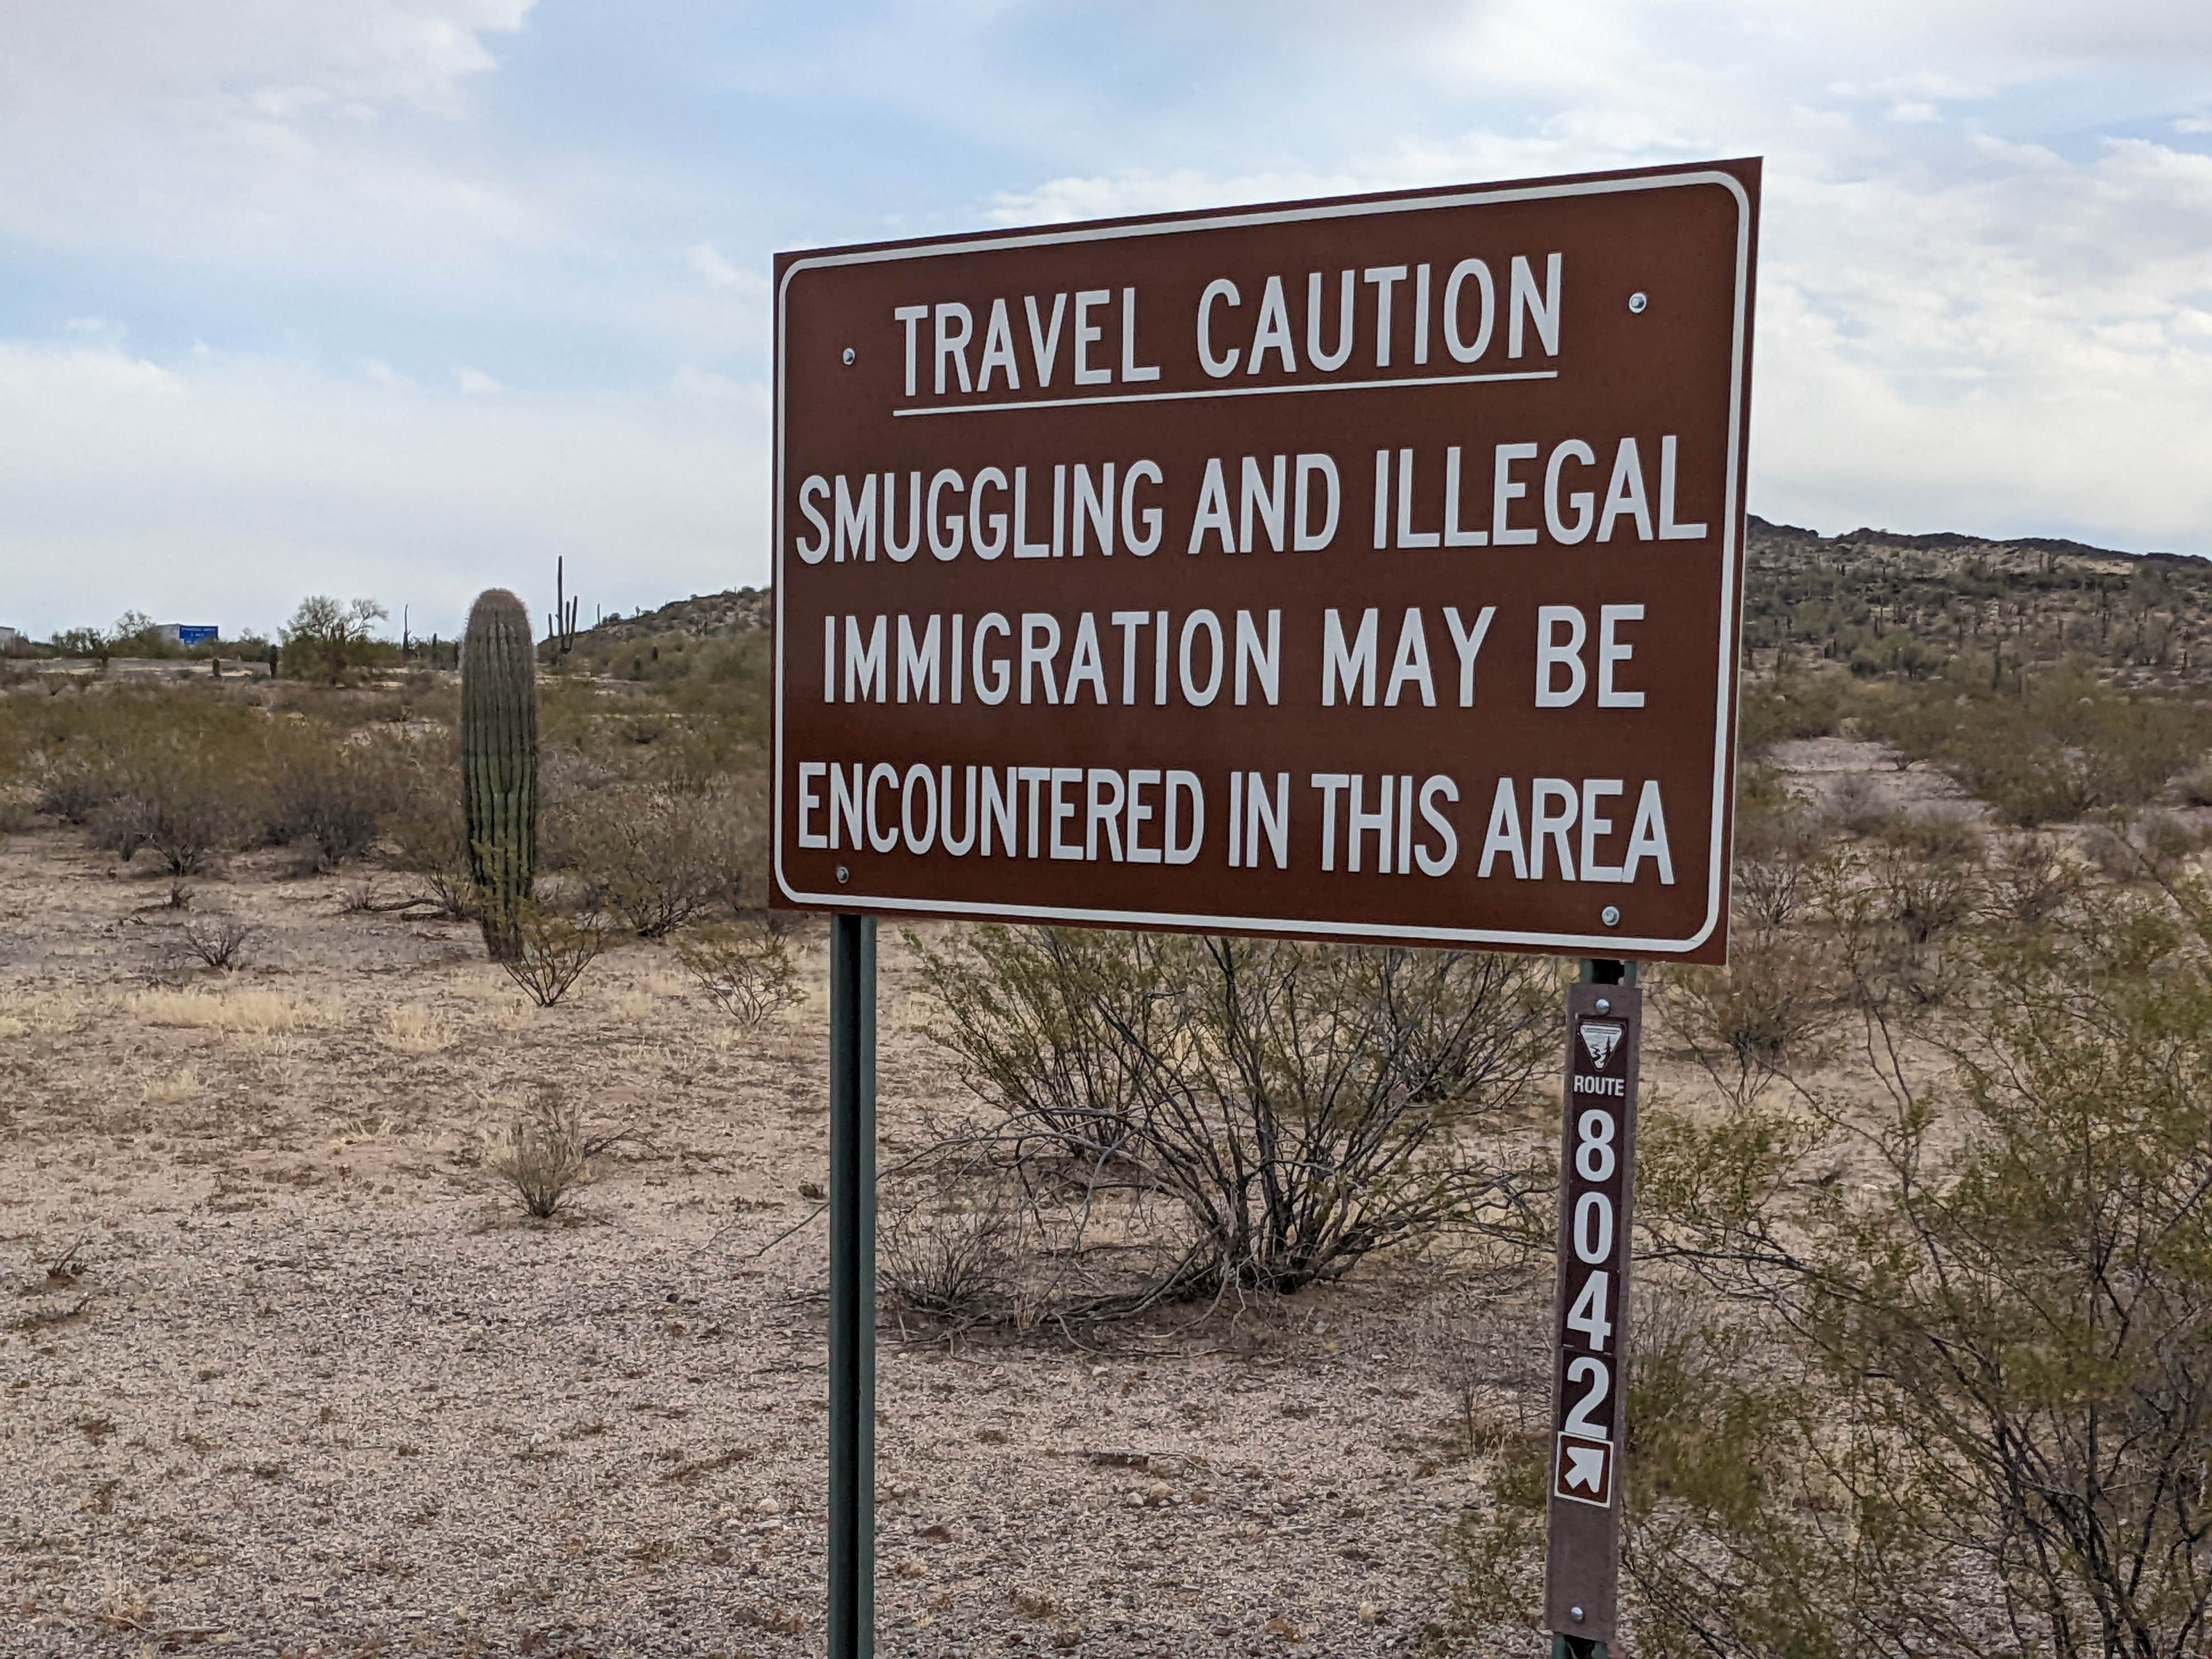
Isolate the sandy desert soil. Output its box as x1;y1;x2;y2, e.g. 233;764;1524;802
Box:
0;820;1566;1659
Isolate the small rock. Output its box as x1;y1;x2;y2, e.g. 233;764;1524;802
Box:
1124;1490;1144;1508
753;1497;783;1515
1358;1602;1381;1624
1144;1480;1172;1504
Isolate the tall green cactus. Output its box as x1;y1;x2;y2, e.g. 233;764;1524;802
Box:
462;589;539;961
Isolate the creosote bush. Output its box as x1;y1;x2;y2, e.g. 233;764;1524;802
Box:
1933;677;2207;826
560;775;769;936
180;916;255;970
1457;867;2212;1659
263;728;398;871
498;905;608;1008
674;920;800;1029
919;926;1552;1310
879;1171;1025;1327
96;747;252;874
489;1090;627;1218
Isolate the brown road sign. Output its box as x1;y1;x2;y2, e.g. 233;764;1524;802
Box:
772;159;1760;960
1545;980;1644;1643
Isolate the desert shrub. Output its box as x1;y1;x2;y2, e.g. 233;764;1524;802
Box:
1730;797;1833;931
1657;927;1842;1108
1598;878;2212;1658
490;1090;627;1217
1979;834;2081;931
95;740;259;873
561;776;768;936
1736;671;1849;760
180;916;255;970
1871;814;1982;944
1823;770;1890;836
919;927;1553;1304
498;905;608;1008
1940;681;2207;826
879;1171;1025;1326
32;748;121;823
2085;813;2207;889
1812;817;1984;1011
381;749;473;917
263;727;399;870
675;921;800;1029
1857;687;1961;770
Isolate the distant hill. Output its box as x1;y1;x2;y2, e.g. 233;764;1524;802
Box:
566;520;2211;692
572;589;770;648
1744;517;2209;689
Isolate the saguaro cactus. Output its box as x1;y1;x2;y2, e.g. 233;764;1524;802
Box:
462;589;539;961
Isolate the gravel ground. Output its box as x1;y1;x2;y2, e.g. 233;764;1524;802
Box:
0;825;1532;1657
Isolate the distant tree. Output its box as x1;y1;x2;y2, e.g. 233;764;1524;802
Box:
50;626;106;659
281;596;388;684
108;610;167;656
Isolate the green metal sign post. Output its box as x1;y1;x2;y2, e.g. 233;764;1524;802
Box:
827;913;876;1659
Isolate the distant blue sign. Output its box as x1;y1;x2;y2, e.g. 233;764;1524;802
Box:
176;626;219;646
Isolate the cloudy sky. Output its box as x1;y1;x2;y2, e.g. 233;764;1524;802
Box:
2;1;2209;641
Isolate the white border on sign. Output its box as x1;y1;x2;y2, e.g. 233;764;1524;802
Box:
770;168;1752;956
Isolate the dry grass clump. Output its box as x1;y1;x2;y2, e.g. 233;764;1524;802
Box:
488;1090;630;1218
131;988;330;1032
608;986;657;1021
382;1004;452;1054
0;990;93;1035
0;1015;26;1041
141;1068;204;1105
88;1574;150;1632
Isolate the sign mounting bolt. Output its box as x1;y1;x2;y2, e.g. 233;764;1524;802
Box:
1628;292;1648;314
1601;905;1622;928
1571;1606;1586;1621
836;866;851;884
841;347;856;365
1595;997;1611;1015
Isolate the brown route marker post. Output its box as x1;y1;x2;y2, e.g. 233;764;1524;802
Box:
1546;972;1644;1648
771;159;1758;1657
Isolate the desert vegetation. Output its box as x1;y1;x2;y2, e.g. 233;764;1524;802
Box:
9;527;2212;1654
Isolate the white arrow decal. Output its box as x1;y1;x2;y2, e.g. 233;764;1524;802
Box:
1564;1443;1609;1493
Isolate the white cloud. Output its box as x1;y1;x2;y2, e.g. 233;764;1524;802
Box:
0;340;767;639
3;0;2211;636
0;3;549;279
978;3;2212;557
687;242;746;290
